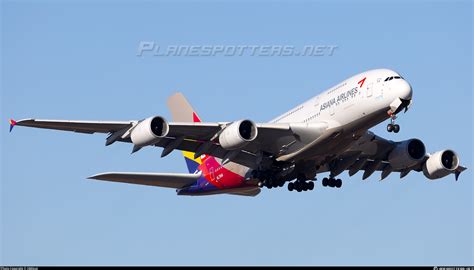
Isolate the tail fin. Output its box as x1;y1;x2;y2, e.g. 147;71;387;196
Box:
167;92;204;173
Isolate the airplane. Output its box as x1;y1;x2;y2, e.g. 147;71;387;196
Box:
9;68;467;196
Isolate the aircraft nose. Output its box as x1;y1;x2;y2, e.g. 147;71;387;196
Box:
397;79;413;100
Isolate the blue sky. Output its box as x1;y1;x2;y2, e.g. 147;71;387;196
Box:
1;0;472;266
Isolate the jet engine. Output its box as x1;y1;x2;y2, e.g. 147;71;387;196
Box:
130;116;169;146
388;139;426;170
219;120;258;150
423;150;460;180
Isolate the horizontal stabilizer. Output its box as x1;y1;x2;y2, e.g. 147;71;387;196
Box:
88;172;200;189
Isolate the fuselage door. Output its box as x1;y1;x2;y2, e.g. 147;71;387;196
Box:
314;96;320;111
374;79;383;99
366;83;373;98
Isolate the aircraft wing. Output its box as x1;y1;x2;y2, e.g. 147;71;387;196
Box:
314;131;467;181
11;117;334;169
88;172;200;188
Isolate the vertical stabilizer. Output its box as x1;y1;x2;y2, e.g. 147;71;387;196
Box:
167;92;203;173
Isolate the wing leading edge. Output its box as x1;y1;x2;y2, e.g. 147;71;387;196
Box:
12;119;134;134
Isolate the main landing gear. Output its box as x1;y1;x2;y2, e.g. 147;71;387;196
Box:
387;112;400;133
287;180;314;192
322;177;342;188
257;178;285;189
287;173;315;192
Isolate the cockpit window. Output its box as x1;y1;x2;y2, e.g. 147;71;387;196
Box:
384;76;403;81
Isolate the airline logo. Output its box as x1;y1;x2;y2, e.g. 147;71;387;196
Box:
358;77;366;88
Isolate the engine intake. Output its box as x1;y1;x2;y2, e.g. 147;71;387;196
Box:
130;116;169;146
388;139;426;170
219;120;258;150
423;150;460;179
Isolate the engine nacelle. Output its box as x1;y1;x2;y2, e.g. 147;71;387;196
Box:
130;116;169;147
219;120;258;150
423;150;460;180
388;139;426;170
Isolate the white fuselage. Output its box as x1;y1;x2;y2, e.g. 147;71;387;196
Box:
271;68;412;129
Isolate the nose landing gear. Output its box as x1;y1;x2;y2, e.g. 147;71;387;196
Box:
387;112;400;133
387;123;400;133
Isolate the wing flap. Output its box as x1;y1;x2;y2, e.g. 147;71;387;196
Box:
154;137;258;169
88;172;200;189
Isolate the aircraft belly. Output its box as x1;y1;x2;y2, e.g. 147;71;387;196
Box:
344;107;390;133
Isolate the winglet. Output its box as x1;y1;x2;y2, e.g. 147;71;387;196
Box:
9;119;17;132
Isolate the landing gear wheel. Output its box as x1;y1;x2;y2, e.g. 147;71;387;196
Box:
335;179;342;188
297;181;305;192
296;181;302;190
328;178;336;188
288;182;294;191
265;179;273;189
308;181;314;190
393;124;400;133
387;124;393;133
322;177;329;187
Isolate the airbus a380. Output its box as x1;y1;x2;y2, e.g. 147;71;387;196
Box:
10;69;467;196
